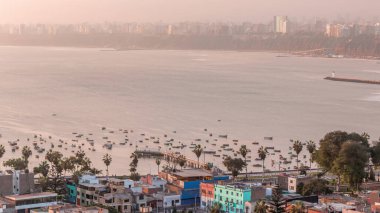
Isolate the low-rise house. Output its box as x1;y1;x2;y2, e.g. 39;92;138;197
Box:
288;175;313;193
77;182;106;206
214;183;252;213
30;204;109;213
200;182;214;209
0;198;15;213
96;187;133;213
4;192;57;213
0;170;35;195
159;168;228;206
154;192;181;208
141;175;167;191
277;173;289;191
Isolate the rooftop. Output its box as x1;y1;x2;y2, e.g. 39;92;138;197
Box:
5;192;57;201
78;182;105;188
172;169;212;178
216;183;251;190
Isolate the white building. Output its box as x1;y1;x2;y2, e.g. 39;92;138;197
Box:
274;16;288;33
79;174;99;184
155;193;181;207
5;192;57;212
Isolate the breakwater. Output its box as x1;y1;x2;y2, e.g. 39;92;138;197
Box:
324;76;380;85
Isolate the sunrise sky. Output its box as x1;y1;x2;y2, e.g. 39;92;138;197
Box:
0;0;379;24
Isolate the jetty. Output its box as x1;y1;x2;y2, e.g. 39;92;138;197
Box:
324;76;380;85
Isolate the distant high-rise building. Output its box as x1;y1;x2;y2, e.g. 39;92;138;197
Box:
274;16;288;33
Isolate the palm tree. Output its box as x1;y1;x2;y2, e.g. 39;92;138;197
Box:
258;146;268;180
102;154;112;179
306;141;316;170
239;145;248;179
192;144;203;168
290;201;306;213
292;140;303;170
21;146;32;169
254;200;268;213
155;158;161;174
0;145;5;170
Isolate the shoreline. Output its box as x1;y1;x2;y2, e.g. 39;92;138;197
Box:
1;44;379;61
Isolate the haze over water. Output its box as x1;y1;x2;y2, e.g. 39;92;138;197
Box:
0;46;380;175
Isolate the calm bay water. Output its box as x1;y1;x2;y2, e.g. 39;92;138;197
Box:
0;46;380;175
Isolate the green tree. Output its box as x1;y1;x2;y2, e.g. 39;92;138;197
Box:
306;140;316;169
258;146;268;180
155;158;161;174
292;140;303;170
268;185;286;213
44;150;65;193
239;145;249;178
21;146;32;170
314;131;370;191
3;158;27;170
129;152;140;180
254;200;268;213
177;155;187;170
302;179;332;196
102;153;112;179
370;143;380;166
222;156;246;180
0;145;5;169
289;201;306;213
333;141;368;191
210;202;222;213
192;144;203;168
33;161;50;177
33;161;50;191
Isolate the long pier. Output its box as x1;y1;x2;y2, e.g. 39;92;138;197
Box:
325;76;380;85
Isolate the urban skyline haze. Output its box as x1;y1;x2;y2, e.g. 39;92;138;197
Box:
0;0;379;24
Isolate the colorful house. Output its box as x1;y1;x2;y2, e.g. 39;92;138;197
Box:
65;180;77;204
159;169;229;206
214;183;252;213
200;182;214;209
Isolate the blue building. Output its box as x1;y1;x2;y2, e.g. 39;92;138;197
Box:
65;180;77;204
160;169;229;206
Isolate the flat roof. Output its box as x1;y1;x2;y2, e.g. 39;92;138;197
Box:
79;183;105;188
6;192;57;201
172;169;212;178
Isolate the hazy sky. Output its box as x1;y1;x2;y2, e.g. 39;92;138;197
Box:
0;0;379;24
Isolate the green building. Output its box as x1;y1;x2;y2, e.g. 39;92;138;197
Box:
214;183;252;213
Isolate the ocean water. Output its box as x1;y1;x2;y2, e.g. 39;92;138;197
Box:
0;46;379;175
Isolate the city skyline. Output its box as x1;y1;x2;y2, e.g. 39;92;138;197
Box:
1;0;379;24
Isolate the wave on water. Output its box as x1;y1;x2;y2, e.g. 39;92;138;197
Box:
362;70;380;74
364;92;380;102
192;58;207;61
